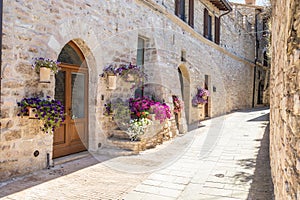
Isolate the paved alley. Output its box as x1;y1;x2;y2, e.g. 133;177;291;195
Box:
0;108;274;200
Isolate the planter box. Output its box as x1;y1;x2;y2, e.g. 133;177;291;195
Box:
197;104;204;109
126;74;135;82
39;67;51;83
28;107;37;119
107;75;117;90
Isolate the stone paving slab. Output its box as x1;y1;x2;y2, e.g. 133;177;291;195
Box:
0;108;274;200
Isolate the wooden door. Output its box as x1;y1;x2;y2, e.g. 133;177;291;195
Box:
205;75;209;118
53;64;88;158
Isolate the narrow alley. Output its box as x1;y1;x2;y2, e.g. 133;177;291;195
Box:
0;108;274;200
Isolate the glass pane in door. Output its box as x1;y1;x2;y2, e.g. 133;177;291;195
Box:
71;72;85;119
55;71;66;106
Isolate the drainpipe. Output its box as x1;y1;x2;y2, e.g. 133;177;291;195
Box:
219;10;231;18
252;9;261;108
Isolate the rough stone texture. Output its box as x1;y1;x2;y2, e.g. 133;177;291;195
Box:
270;0;300;199
0;0;265;181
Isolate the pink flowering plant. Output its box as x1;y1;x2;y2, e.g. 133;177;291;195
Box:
32;57;60;73
127;96;171;140
172;95;183;114
17;96;65;134
129;96;171;123
192;87;210;106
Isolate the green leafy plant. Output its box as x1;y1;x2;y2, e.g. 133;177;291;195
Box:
32;57;60;73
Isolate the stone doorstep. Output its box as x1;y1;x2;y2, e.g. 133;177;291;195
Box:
96;146;139;156
53;151;91;166
107;138;142;152
110;129;131;140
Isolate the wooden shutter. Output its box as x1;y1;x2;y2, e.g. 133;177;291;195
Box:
188;0;194;27
215;16;220;44
175;0;180;16
204;8;208;38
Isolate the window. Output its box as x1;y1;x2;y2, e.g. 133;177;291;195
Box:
181;50;186;62
135;37;146;98
175;0;185;21
215;16;220;44
204;8;212;41
188;0;194;27
137;37;145;66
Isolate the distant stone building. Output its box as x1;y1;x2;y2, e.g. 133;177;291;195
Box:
270;0;300;199
0;0;268;180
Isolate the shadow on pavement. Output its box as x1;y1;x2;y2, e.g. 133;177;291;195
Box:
233;122;274;199
0;153;113;198
247;113;270;122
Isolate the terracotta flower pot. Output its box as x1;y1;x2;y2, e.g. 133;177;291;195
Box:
107;75;117;90
126;74;135;82
197;104;204;109
27;107;37;119
39;67;51;83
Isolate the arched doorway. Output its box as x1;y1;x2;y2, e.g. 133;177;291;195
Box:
178;65;190;124
53;41;89;158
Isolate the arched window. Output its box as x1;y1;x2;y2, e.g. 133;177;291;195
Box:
58;42;84;66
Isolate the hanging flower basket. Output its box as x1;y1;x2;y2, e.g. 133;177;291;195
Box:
192;87;210;107
17;96;65;134
32;57;60;83
107;75;117;90
39;67;51;83
197;104;204;109
126;74;135;82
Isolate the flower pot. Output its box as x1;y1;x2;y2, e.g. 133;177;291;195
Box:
126;74;135;82
27;107;37;119
39;67;51;83
107;75;117;90
197;104;204;109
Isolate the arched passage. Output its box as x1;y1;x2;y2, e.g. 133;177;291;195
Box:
178;64;191;124
53;41;89;158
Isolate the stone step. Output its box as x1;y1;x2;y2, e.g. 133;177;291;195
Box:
107;138;142;152
110;129;131;140
96;147;138;156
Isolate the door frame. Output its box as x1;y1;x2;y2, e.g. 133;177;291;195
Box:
53;41;89;158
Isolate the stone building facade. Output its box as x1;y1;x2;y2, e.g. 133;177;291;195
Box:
0;0;266;181
270;0;300;199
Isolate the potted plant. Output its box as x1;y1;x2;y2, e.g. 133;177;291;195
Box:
127;118;152;141
101;63;147;89
172;95;183;118
32;57;60;83
192;87;210;107
103;102;113;116
17;97;40;119
102;65;117;90
17;96;65;134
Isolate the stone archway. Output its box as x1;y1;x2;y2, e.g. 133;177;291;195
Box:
178;64;191;125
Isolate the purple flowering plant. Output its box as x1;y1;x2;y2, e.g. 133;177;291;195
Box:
192;87;210;106
17;96;65;133
32;57;60;74
103;102;113;116
101;63;147;89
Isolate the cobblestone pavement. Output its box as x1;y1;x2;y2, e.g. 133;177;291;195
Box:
0;108;274;200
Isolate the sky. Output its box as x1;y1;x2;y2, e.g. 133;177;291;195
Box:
230;0;270;6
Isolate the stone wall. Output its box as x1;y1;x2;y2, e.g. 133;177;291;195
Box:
0;0;257;181
270;0;300;199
